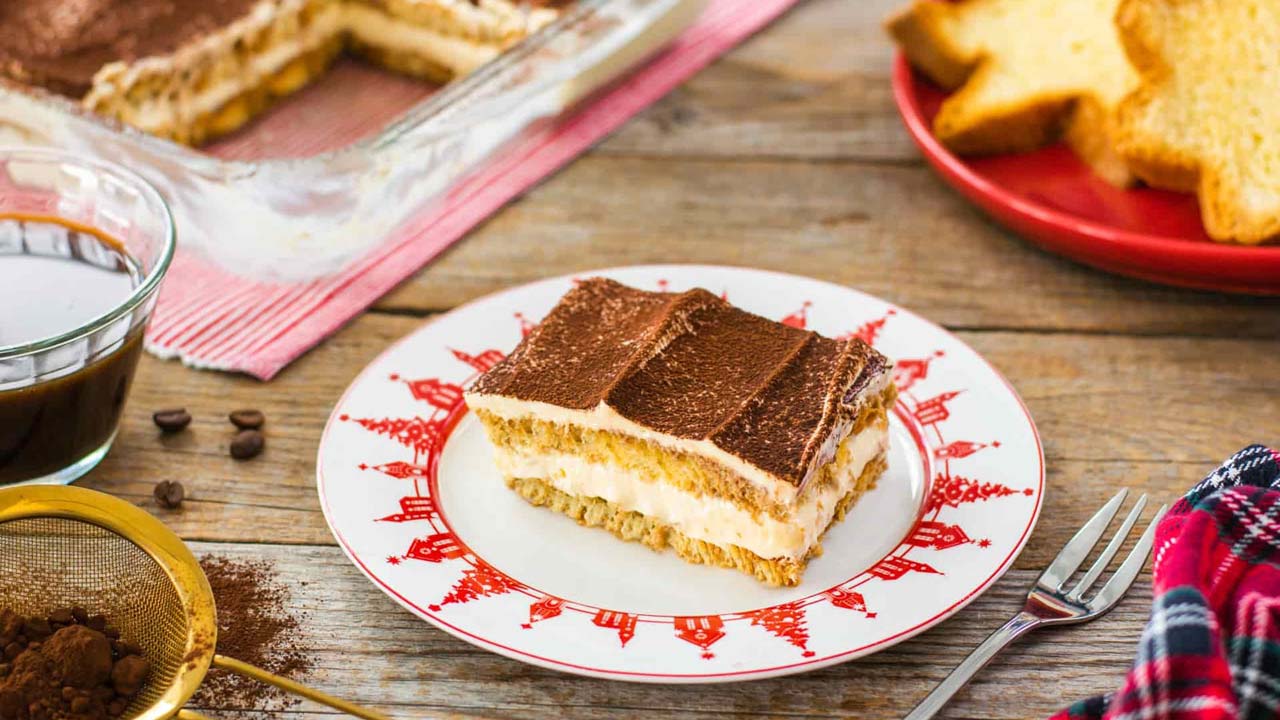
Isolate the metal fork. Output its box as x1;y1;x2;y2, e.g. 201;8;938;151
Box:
905;489;1167;720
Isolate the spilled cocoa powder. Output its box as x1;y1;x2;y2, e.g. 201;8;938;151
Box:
194;556;312;716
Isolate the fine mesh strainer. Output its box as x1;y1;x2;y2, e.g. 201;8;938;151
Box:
0;484;389;720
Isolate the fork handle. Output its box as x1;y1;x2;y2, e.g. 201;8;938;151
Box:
903;610;1042;720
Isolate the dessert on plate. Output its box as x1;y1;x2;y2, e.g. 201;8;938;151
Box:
464;278;897;587
0;0;567;145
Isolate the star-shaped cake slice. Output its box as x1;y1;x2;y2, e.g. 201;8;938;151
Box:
888;0;1138;186
1116;0;1280;244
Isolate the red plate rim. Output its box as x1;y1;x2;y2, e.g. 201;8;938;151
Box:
890;54;1280;289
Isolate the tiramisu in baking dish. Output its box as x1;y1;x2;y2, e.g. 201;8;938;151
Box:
0;0;567;145
464;278;897;587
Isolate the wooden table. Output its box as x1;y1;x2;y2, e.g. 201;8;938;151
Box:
82;1;1280;717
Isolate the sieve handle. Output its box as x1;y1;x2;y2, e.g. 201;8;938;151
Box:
212;654;393;720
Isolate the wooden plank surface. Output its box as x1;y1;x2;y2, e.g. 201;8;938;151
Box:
375;155;1280;337
58;0;1280;718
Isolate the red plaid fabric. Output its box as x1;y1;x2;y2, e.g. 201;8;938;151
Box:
1053;444;1280;720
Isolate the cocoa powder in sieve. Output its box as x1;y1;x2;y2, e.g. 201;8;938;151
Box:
193;556;312;716
0;608;150;720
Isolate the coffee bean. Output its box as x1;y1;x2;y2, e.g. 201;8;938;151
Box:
230;430;264;460
153;481;185;509
228;409;265;430
152;409;191;433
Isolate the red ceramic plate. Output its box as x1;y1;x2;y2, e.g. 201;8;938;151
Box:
891;54;1280;295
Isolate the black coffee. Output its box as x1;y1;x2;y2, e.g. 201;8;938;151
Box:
0;215;145;484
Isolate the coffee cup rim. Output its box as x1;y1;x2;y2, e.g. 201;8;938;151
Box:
0;147;176;361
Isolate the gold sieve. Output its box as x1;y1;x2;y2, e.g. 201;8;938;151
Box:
0;484;390;720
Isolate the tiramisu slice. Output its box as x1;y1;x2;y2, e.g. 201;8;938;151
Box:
464;278;897;587
0;0;565;145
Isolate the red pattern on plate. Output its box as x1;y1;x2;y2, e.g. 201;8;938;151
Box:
894;351;944;392
912;391;962;427
745;602;815;658
404;533;466;564
675;616;726;659
523;597;566;629
934;440;1000;460
429;560;526;611
377;496;436;523
927;473;1033;514
906;521;974;551
780;301;812;329
839;309;897;346
592;610;639;647
823;588;869;615
337;299;1037;663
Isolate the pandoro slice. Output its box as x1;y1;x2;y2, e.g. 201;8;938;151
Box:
886;0;1137;186
1115;0;1280;244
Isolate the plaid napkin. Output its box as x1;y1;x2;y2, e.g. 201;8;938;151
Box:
1054;444;1280;720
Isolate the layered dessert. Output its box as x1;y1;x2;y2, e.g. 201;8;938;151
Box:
0;0;566;145
465;278;897;587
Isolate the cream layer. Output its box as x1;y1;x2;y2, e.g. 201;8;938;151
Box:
492;423;889;561
83;0;557;134
466;370;892;508
344;4;508;74
366;0;560;41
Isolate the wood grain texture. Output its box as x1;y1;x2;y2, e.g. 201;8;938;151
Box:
595;0;916;162
373;155;1280;337
183;542;1151;719
60;0;1280;717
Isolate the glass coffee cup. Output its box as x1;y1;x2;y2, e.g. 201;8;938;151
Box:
0;148;175;485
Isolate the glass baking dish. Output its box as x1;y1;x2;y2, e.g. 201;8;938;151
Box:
0;0;705;282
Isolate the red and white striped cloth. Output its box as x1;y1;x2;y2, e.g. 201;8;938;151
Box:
146;0;802;380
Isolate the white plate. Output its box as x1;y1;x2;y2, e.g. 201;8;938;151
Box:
317;265;1044;682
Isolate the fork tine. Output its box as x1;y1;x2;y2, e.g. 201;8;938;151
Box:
1039;488;1129;590
1066;494;1147;601
1090;505;1167;610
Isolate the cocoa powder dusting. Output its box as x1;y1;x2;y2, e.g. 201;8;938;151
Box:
194;556;311;716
